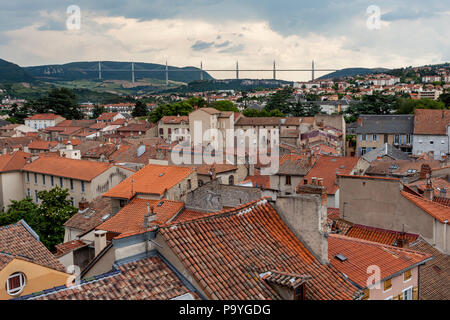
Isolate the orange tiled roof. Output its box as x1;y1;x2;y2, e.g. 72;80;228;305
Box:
25;113;62;120
97;198;184;236
23;155;111;181
346;224;419;246
160;198;359;300
172;209;212;223
414;109;450;135
103;164;194;199
97;112;119;121
27;140;59;150
55;240;88;257
0;221;66;272
302;156;359;194
401;191;450;223
160;116;189;124
329;234;432;288
0;151;30;172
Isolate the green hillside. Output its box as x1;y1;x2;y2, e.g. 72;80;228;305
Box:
0;59;35;83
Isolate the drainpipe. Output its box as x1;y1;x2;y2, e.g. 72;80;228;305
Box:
444;220;448;254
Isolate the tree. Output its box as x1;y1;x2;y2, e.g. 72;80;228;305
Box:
396;98;446;114
92;104;106;119
132;100;148;117
265;87;294;114
343;92;397;122
438;93;450;108
242;108;284;117
292;101;321;117
148;97;207;123
0;187;78;251
41;88;83;120
36;187;78;250
208;100;239;112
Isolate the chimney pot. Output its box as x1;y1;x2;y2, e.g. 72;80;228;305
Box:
94;230;107;256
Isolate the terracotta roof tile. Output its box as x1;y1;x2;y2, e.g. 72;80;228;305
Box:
103;164;194;199
301;156;359;194
23;155;111;181
27;255;197;300
401;191;450;223
414;109;450;135
160;198;359;300
160;116;189;124
25;113;63;120
55;240;88;257
0;151;30;172
27;140;59;150
64;196;112;232
329;234;431;288
346;224;419;246
97;112;119;121
0;221;66;272
97;198;184;235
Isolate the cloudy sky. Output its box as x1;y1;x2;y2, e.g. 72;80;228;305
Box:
1;0;449;80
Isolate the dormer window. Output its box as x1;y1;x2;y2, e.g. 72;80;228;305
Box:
6;272;26;296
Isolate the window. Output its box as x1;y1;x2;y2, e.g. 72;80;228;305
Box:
229;175;234;185
70;179;74;190
285;175;291;185
81;181;85;193
159;128;163;135
430;140;434;145
403;287;413;300
168;128;172;134
361;147;367;156
187;179;191;190
404;269;412;281
26;172;30;183
293;285;305;300
394;135;400;144
384;278;392;291
51;176;54;187
70;197;74;206
362;289;370;300
361;134;367;141
34;173;37;184
372;134;377;141
26;188;30;198
59;177;63;187
34;190;38;203
42;174;46;185
406;135;411;144
6;272;26;296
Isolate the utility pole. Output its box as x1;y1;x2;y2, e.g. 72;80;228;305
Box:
98;61;102;80
236;61;239;80
200;61;203;81
273;60;276;80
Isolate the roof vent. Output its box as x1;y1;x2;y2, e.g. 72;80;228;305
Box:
101;214;110;221
159;173;165;177
157;201;164;207
335;254;348;262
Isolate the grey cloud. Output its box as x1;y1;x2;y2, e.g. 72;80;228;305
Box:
219;44;245;54
215;41;230;48
191;40;214;51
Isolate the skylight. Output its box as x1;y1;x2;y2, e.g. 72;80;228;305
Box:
335;254;348;262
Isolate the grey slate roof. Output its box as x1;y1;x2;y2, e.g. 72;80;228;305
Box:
355;115;414;134
362;143;411;162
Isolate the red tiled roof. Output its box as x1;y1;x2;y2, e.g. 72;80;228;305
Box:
23;155;111;181
97;198;184;236
433;196;450;207
0;221;66;272
346;224;419;246
55;240;88;257
302;156;359;194
97;112;119;121
327;207;340;220
172;209;212;223
160;198;359;300
103;164;194;199
401;191;450;223
160;116;189;124
27;140;59;150
25;113;62;121
329;234;432;288
414;109;450;135
32;256;197;300
0;151;30;172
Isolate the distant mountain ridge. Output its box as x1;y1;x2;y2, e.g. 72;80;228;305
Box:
24;61;213;83
0;59;35;83
318;67;390;80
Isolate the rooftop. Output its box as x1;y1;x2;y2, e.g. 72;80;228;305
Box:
103;164;194;199
401;191;450;224
414;109;450;135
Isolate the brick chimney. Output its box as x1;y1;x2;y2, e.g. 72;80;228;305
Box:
297;177;327;206
419;164;432;180
78;199;89;211
94;230;107;256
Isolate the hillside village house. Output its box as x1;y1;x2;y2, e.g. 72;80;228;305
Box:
21;156;134;210
24;114;65;130
158;115;189;142
0;151;30;211
189;108;234;147
412;109;450;160
355;115;414;156
96;112;126;123
0;220;71;299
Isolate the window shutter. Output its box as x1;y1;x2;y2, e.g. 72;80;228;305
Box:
413;287;418;300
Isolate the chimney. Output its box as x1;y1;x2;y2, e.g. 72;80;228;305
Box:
396;232;409;248
424;176;434;201
144;203;157;228
94;230;107;256
249;163;255;176
419;164;432;180
78;199;89;211
209;166;217;180
274;195;329;264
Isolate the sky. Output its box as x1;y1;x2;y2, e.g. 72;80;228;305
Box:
0;0;449;81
